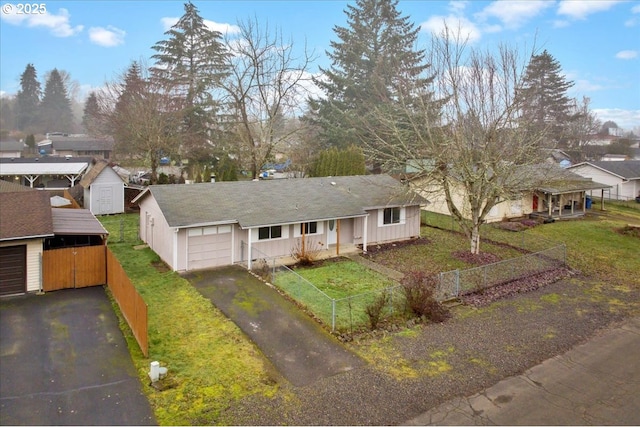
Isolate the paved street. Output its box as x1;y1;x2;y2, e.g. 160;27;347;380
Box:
405;317;640;425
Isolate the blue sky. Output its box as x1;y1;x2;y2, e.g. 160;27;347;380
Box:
1;0;639;130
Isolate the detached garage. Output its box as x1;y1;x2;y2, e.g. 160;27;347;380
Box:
0;191;54;296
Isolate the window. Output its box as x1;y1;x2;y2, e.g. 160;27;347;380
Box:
300;221;318;235
383;207;401;225
258;225;282;240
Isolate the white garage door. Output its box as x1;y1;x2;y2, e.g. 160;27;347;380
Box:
187;225;232;270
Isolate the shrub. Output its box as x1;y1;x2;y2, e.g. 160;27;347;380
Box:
291;239;322;266
158;172;170;184
251;258;272;282
401;271;450;323
364;292;389;330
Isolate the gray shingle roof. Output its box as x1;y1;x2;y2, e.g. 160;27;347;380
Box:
577;161;640;179
140;174;427;228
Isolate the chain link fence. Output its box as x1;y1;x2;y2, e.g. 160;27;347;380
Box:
437;244;566;300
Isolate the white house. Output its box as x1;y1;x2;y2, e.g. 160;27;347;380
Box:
568;161;640;202
133;174;427;272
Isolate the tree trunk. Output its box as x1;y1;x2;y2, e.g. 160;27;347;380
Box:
470;224;480;254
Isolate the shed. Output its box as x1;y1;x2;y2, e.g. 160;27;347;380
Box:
79;160;125;215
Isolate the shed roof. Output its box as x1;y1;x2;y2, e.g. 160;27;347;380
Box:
135;174;427;228
49;136;114;151
0;191;54;241
51;209;108;235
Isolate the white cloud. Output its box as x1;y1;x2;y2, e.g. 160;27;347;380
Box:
631;4;640;13
477;0;554;30
448;1;469;14
1;7;83;37
593;108;640;130
89;26;126;47
557;0;625;20
616;50;638;59
160;17;240;35
420;15;482;43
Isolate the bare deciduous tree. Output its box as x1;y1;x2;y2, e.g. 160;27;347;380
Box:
362;27;558;254
95;62;184;184
565;96;601;159
221;18;316;179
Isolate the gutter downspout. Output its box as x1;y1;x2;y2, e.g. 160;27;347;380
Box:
173;228;178;271
363;215;368;253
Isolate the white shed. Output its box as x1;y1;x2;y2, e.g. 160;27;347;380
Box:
80;160;125;215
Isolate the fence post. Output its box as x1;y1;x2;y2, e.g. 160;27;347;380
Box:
332;299;336;332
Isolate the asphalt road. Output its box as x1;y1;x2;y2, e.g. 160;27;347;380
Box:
0;287;155;426
405;316;640;425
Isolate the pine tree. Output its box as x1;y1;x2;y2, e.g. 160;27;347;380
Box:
307;0;435;150
40;68;73;133
15;64;41;132
518;50;575;145
151;1;228;162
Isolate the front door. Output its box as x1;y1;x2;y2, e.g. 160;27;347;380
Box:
327;219;337;246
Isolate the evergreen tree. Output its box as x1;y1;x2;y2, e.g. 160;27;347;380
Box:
311;145;366;176
307;0;436;150
151;1;228;162
25;134;36;154
40;68;73;133
82;92;102;136
518;50;575;145
15;64;41;132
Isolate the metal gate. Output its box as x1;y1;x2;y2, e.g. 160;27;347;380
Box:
42;246;106;291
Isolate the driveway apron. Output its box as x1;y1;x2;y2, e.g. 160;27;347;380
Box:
185;265;363;387
0;287;155;426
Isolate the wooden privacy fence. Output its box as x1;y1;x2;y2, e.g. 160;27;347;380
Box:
43;246;106;291
106;248;149;357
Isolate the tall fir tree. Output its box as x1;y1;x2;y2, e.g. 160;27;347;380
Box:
307;0;436;150
518;50;575;145
15;64;41;132
40;68;73;133
151;1;228;162
82;92;102;136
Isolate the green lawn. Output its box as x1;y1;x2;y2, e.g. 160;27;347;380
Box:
274;259;399;331
100;214;278;426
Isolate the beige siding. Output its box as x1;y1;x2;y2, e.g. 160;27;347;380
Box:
138;196;174;270
0;239;43;293
366;206;421;244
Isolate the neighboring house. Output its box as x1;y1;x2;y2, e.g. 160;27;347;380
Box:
0;139;24;158
412;166;610;223
0;156;93;188
0;187;108;296
46;135;115;159
79;159;125;215
568;160;640;202
133;174;427;272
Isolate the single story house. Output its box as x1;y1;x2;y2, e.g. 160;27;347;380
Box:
568;161;640;202
78;159;125;215
46;135;114;159
411;166;610;223
0;139;24;158
133;174;427;272
0;187;108;296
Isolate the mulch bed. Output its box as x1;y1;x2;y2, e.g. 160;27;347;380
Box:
460;267;575;307
362;237;430;255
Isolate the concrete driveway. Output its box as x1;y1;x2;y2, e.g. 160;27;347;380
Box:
184;265;363;387
0;287;155;426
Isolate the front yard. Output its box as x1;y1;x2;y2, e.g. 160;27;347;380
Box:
100;203;640;425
